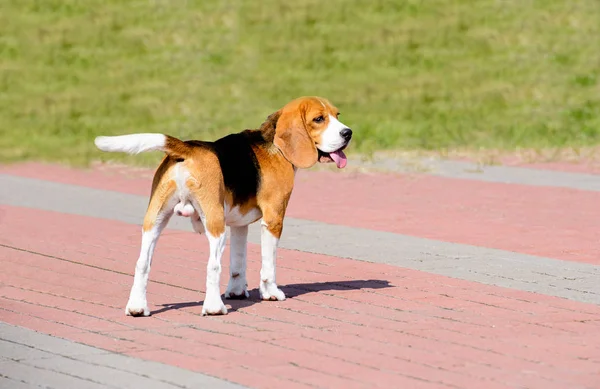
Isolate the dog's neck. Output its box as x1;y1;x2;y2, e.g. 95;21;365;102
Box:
247;113;298;172
257;114;278;143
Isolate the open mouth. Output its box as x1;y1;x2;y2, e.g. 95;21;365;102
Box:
318;145;348;169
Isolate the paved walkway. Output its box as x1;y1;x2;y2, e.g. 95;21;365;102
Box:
0;323;244;389
1;160;599;389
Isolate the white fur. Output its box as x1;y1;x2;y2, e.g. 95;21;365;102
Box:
202;230;228;316
173;164;194;217
318;115;349;153
259;221;286;301
225;226;250;299
174;163;191;197
125;210;173;316
95;133;166;155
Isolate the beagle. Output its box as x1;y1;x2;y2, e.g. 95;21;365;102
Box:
94;96;352;316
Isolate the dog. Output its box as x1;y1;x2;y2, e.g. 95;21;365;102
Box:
94;96;352;316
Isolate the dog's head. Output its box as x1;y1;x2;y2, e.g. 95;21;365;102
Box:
265;96;352;169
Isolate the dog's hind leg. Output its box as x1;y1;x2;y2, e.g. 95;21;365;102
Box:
188;185;228;315
196;207;228;315
185;154;228;315
125;179;176;317
225;225;250;299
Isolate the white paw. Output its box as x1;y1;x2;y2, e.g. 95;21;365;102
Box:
125;298;150;317
224;276;249;299
259;281;286;301
202;294;228;316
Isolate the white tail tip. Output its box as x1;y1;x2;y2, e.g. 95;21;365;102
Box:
94;133;166;155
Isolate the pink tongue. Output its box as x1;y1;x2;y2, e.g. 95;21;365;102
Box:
330;150;347;169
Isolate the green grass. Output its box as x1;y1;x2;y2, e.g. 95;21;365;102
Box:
1;0;599;166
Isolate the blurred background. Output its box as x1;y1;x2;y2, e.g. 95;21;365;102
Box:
1;0;599;166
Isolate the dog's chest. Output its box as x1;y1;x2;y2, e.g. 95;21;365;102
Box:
225;205;262;227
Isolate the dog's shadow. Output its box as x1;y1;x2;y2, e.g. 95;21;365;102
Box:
152;279;392;315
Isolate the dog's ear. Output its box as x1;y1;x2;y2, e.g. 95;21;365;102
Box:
273;109;318;168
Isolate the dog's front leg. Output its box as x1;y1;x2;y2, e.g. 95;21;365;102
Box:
225;225;250;299
259;216;286;301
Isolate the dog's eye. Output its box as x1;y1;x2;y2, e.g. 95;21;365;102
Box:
336;112;340;117
313;116;324;123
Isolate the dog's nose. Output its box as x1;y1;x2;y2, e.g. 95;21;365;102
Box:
340;128;352;141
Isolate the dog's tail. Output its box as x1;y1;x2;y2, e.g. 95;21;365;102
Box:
94;133;191;160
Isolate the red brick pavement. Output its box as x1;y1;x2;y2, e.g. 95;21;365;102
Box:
1;205;599;389
2;162;599;264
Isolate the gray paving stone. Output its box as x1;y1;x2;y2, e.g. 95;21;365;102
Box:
0;325;107;358
77;353;239;389
355;155;600;191
0;323;248;389
0;360;109;389
0;339;56;361
25;357;180;389
0;376;38;389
